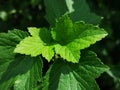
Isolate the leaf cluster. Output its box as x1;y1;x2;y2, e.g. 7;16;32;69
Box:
14;15;107;63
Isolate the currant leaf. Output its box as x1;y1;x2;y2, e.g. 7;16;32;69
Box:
43;51;109;90
14;28;54;62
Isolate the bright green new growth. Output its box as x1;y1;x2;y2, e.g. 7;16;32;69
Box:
14;15;107;63
14;27;54;62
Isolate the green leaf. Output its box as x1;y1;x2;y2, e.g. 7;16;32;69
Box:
51;15;74;44
44;0;101;26
0;30;28;90
28;27;40;37
14;56;43;90
39;28;54;44
69;0;101;24
55;44;80;63
14;36;44;56
43;51;109;90
0;55;43;90
0;29;28;46
51;15;107;63
0;29;43;90
0;55;34;88
0;29;28;67
44;0;69;26
14;28;54;62
69;21;108;50
41;46;54;62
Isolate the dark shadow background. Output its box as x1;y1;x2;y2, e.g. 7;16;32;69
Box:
87;0;120;90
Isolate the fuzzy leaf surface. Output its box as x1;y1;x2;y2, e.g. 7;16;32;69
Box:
43;51;109;90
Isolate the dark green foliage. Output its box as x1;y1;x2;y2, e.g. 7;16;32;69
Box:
43;51;109;90
86;0;120;89
45;0;101;26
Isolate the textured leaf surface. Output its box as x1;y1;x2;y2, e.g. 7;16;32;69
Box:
14;56;43;90
69;22;108;50
14;36;44;56
45;0;101;26
51;15;74;44
0;30;28;74
52;15;107;63
14;28;54;62
0;29;43;90
0;30;28;62
0;55;43;90
55;44;80;63
0;30;29;90
43;51;109;90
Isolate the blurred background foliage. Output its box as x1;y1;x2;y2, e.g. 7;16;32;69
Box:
0;0;120;90
0;0;48;32
87;0;120;90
